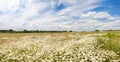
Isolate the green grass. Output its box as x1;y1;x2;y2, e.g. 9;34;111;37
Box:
97;33;120;54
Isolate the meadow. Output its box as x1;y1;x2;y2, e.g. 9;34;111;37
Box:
0;32;120;62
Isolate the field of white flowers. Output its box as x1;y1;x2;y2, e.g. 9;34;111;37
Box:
0;33;120;62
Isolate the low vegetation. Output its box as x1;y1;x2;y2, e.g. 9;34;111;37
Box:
97;33;120;55
0;32;120;62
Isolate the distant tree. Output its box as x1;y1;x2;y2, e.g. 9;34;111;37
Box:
9;29;13;32
95;30;100;32
69;30;73;32
23;29;28;33
108;30;113;31
36;30;39;33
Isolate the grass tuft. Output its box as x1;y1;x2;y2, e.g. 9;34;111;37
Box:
97;33;120;54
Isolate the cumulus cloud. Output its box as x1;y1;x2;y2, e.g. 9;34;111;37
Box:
0;0;120;31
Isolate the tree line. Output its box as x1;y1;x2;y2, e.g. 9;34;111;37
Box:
0;29;73;33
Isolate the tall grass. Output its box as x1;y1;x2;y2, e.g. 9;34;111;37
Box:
97;33;120;54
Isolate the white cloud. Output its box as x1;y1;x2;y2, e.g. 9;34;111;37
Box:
0;0;21;12
81;12;114;20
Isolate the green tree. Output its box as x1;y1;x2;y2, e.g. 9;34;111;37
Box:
95;30;100;32
23;29;28;33
9;29;13;33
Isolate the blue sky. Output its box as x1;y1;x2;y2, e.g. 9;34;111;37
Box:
0;0;120;31
93;0;120;16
